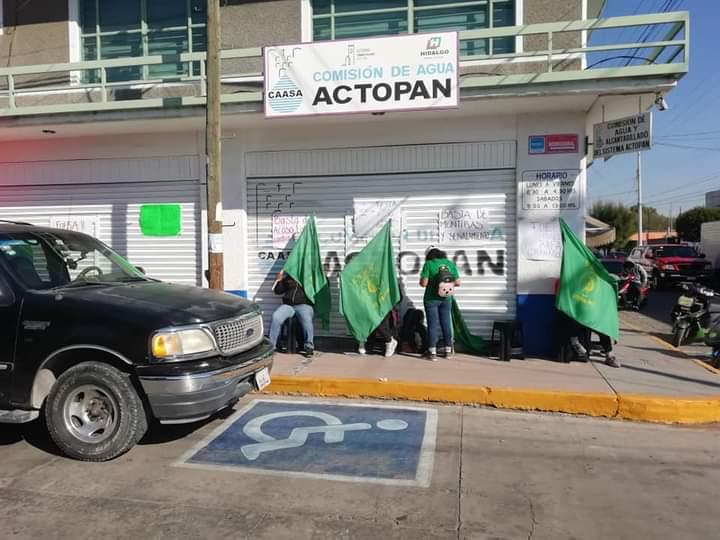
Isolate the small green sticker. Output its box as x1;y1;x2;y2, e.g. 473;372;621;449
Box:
140;204;182;237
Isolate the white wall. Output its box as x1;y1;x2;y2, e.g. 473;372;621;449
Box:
516;112;587;295
221;106;586;296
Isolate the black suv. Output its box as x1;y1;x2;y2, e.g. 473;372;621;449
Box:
0;222;273;461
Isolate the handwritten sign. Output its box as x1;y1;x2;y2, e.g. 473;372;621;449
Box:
521;221;562;261
439;207;502;244
49;215;100;237
354;199;402;238
521;170;581;211
272;214;308;249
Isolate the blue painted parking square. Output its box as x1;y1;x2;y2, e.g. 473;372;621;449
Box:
176;399;438;487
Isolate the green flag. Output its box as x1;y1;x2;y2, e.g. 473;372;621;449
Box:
340;222;401;343
283;216;331;329
556;219;619;341
452;298;486;354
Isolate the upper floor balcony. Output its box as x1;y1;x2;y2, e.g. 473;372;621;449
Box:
0;10;689;120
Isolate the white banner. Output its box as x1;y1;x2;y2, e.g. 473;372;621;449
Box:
264;32;459;118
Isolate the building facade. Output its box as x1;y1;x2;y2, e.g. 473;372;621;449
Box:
0;1;689;355
707;190;720;209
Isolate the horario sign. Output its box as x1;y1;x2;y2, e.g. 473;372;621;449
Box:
264;32;459;118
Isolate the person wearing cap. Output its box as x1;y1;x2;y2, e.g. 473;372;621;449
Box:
420;246;461;360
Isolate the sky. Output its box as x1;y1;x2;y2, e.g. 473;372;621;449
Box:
587;0;720;220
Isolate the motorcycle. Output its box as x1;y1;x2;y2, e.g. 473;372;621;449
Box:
617;273;649;310
704;316;720;368
671;283;719;347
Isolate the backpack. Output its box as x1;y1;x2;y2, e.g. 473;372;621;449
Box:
436;265;455;297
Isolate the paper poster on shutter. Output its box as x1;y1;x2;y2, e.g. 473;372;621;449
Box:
353;199;402;238
439;207;503;244
49;215;100;237
521;220;562;261
272;214;308;249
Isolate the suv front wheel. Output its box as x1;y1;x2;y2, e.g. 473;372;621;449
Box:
45;362;148;462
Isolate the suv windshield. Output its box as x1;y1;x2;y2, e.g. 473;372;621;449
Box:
0;230;147;290
653;246;698;258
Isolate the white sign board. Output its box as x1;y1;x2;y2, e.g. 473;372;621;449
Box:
520;220;562;261
593;113;652;159
272;214;308;249
439;207;500;244
521;170;582;211
49;215;100;237
353;199;401;238
264;32;458;118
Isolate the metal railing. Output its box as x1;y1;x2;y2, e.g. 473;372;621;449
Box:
0;11;688;118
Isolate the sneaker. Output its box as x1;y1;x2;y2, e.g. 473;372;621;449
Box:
358;342;367;355
304;346;315;358
570;337;588;358
424;348;438;362
444;346;454;359
384;338;398;358
605;353;621;368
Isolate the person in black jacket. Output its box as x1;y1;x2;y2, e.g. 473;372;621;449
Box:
268;270;315;357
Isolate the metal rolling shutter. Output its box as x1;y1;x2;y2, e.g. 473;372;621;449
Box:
0;180;201;285
247;144;517;339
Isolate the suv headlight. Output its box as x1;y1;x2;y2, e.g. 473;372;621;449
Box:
151;328;216;360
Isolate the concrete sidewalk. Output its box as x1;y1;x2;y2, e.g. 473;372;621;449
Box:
265;320;720;424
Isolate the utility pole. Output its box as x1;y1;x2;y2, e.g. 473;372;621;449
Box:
637;150;643;246
206;0;223;289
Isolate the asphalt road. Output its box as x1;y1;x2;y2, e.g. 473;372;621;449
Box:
1;396;719;540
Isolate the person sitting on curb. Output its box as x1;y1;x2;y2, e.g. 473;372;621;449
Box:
358;308;399;357
554;278;620;368
268;270;315;358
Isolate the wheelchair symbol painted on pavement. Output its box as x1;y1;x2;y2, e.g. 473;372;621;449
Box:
240;410;409;460
178;400;437;487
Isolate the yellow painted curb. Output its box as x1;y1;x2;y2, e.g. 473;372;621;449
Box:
266;375;492;405
487;387;618;418
265;375;720;424
618;394;720;424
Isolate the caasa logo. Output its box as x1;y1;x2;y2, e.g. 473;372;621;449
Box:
268;75;303;114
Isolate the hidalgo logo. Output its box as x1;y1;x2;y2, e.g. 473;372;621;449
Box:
427;37;442;50
421;36;450;57
268;75;304;114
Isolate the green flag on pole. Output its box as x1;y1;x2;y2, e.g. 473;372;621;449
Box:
556;219;619;341
340;222;401;343
451;298;486;354
283;216;331;329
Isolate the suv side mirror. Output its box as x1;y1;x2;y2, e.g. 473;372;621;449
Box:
699;253;707;259
135;266;146;274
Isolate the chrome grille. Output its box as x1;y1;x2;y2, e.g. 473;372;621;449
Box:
212;314;264;354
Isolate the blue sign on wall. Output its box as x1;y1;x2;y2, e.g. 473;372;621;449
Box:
528;135;547;154
176;399;438;487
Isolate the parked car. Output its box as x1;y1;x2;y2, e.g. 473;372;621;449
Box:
0;222;273;461
627;244;713;289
